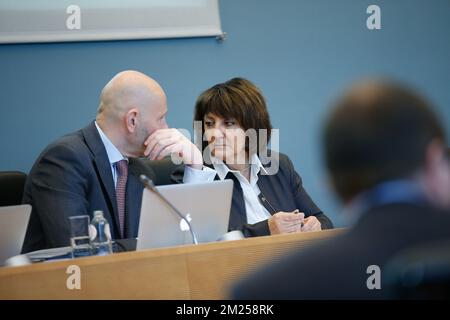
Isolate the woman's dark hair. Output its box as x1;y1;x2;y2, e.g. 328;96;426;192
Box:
194;77;272;154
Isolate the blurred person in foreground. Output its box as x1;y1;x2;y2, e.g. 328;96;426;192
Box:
231;79;450;299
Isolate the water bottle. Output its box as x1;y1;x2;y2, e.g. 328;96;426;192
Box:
90;210;113;256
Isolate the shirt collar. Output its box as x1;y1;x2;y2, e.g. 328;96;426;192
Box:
95;121;127;165
212;153;267;181
342;179;428;225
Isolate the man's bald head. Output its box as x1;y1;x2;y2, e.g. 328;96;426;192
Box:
96;70;168;157
97;70;166;121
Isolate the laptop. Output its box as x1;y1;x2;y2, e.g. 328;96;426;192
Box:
0;204;31;266
137;180;233;250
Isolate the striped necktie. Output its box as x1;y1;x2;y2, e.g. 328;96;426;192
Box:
115;160;128;238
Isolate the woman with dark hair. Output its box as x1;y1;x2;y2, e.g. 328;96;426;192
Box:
183;77;333;237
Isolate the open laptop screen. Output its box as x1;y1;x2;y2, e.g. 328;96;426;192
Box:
137;180;233;250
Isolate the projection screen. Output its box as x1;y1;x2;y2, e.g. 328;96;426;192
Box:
0;0;223;43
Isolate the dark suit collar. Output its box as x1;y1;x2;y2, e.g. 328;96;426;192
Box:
81;121;121;236
224;172;248;229
258;150;281;176
256;176;280;214
82;121;110;160
256;150;283;213
208;158;280;217
344;180;429;226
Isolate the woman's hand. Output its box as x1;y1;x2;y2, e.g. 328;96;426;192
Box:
268;211;304;235
301;216;322;232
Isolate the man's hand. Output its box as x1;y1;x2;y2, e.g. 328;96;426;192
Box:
268;211;305;235
143;128;203;169
301;216;322;232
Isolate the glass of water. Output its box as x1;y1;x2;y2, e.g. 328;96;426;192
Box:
69;215;92;258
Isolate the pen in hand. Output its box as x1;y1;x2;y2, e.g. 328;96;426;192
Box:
292;209;305;228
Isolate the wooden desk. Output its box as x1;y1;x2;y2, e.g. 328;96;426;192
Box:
0;228;344;299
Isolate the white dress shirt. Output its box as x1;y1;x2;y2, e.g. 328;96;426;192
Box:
95;121;128;188
183;153;272;224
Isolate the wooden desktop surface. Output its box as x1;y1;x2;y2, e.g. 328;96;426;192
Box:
0;228;344;299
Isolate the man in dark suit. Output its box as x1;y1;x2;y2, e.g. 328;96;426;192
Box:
232;80;450;299
22;70;202;253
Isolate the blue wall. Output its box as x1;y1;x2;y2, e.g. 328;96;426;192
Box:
1;0;450;226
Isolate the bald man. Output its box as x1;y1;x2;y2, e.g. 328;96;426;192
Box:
22;71;202;253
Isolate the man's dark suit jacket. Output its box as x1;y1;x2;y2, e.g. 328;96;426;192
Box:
232;202;450;299
173;152;333;237
21;122;157;253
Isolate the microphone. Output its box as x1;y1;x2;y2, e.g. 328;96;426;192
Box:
139;174;198;245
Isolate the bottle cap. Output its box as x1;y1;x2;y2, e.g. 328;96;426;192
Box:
94;210;104;218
